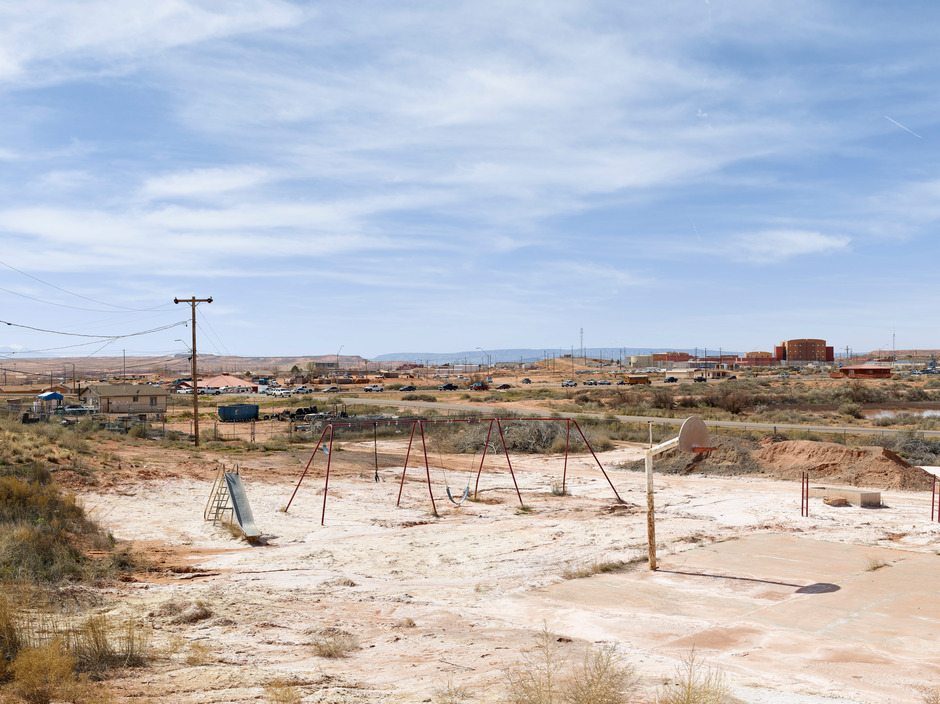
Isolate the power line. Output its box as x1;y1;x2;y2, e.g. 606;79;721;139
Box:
0;319;186;339
0;258;170;312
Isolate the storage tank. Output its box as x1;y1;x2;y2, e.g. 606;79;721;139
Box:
218;404;259;422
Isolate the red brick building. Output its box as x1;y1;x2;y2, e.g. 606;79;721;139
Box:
775;339;834;363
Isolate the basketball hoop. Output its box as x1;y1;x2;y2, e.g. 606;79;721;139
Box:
645;416;716;570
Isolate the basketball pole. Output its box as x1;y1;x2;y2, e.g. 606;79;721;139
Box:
645;436;679;571
644;416;714;572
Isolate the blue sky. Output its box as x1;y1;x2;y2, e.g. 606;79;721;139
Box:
1;1;938;361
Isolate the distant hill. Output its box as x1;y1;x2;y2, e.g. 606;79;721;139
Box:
372;348;732;365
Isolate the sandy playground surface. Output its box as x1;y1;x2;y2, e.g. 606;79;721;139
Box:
76;438;940;703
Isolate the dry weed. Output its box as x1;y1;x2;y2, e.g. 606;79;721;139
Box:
433;678;473;703
310;627;359;658
503;626;564;704
264;679;303;704
563;643;638;704
184;641;212;666
561;560;625;580
919;685;940;704
656;648;733;704
6;639;77;704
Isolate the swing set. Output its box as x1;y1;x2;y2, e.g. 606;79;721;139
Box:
285;416;625;524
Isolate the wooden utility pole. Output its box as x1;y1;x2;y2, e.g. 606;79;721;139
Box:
174;296;212;446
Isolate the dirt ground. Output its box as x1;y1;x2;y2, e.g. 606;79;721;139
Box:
72;437;940;704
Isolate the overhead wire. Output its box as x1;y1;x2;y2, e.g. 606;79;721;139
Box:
196;307;231;357
0;319;186;339
0;258;170;312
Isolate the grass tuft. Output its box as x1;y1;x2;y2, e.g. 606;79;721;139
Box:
310;627;359;658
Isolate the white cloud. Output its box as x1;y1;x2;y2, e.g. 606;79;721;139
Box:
140;167;274;200
0;0;305;82
732;230;850;263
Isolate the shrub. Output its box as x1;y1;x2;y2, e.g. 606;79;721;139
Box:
264;679;303;704
65;614;151;675
563;643;638;704
838;403;863;419
6;639;80;704
310;627;359;658
504;628;638;704
655;648;732;704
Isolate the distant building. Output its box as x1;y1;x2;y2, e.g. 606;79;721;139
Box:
775;339;834;363
81;384;168;417
835;365;893;379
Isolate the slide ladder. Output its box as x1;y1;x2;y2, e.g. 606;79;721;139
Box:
204;464;261;540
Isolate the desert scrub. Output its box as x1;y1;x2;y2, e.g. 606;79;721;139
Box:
655;648;733;704
503;627;638;704
310;627;359;658
0;470;117;583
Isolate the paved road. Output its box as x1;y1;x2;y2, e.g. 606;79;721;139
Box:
313;393;940;439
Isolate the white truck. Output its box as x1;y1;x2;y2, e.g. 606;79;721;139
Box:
363;384;385;392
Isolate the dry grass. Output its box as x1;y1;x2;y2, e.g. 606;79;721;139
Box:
919;685;940;704
561;560;626;580
503;627;638;704
5;638;110;704
563;643;639;704
264;679;303;704
183;641;212;666
64;613;151;675
433;679;473;704
866;557;891;571
655;648;734;704
310;627;359;658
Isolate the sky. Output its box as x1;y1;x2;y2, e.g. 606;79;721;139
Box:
1;1;938;361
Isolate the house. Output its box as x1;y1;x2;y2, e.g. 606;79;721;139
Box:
836;365;893;380
80;384;169;417
200;375;259;393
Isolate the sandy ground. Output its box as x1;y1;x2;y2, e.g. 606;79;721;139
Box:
78;440;940;703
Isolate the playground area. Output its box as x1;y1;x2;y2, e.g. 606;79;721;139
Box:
77;432;940;703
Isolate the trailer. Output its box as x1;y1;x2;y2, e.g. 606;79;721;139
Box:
218;404;260;422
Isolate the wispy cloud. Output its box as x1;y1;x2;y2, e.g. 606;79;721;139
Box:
732;230;851;263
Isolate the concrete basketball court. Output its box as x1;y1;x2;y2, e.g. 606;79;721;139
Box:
507;534;940;703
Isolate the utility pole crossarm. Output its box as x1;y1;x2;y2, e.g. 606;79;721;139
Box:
174;296;212;446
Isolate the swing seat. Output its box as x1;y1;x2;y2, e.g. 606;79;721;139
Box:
446;485;470;506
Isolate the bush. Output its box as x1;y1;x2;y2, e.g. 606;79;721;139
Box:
655;649;732;704
310;627;359;658
504;628;638;704
838;403;863;419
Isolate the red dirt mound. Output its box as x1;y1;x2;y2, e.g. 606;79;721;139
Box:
752;440;932;491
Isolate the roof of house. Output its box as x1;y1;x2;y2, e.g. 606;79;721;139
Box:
84;384;169;397
201;374;258;388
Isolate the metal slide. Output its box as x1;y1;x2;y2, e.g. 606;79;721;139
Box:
223;473;261;539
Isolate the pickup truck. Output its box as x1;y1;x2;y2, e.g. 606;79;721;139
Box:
364;384;385;392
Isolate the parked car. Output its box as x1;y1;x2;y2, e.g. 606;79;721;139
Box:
597;380;611;385
364;384;385;392
398;385;416;392
177;387;193;394
496;383;511;390
323;386;340;393
693;376;707;383
271;388;293;397
198;388;220;395
294;386;314;394
616;379;626;385
521;378;531;384
726;375;737;381
664;377;678;383
470;382;489;391
561;380;577;387
438;383;458;391
582;379;597;386
777;372;791;378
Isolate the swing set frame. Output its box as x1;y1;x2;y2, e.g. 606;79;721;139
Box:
285;416;625;524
